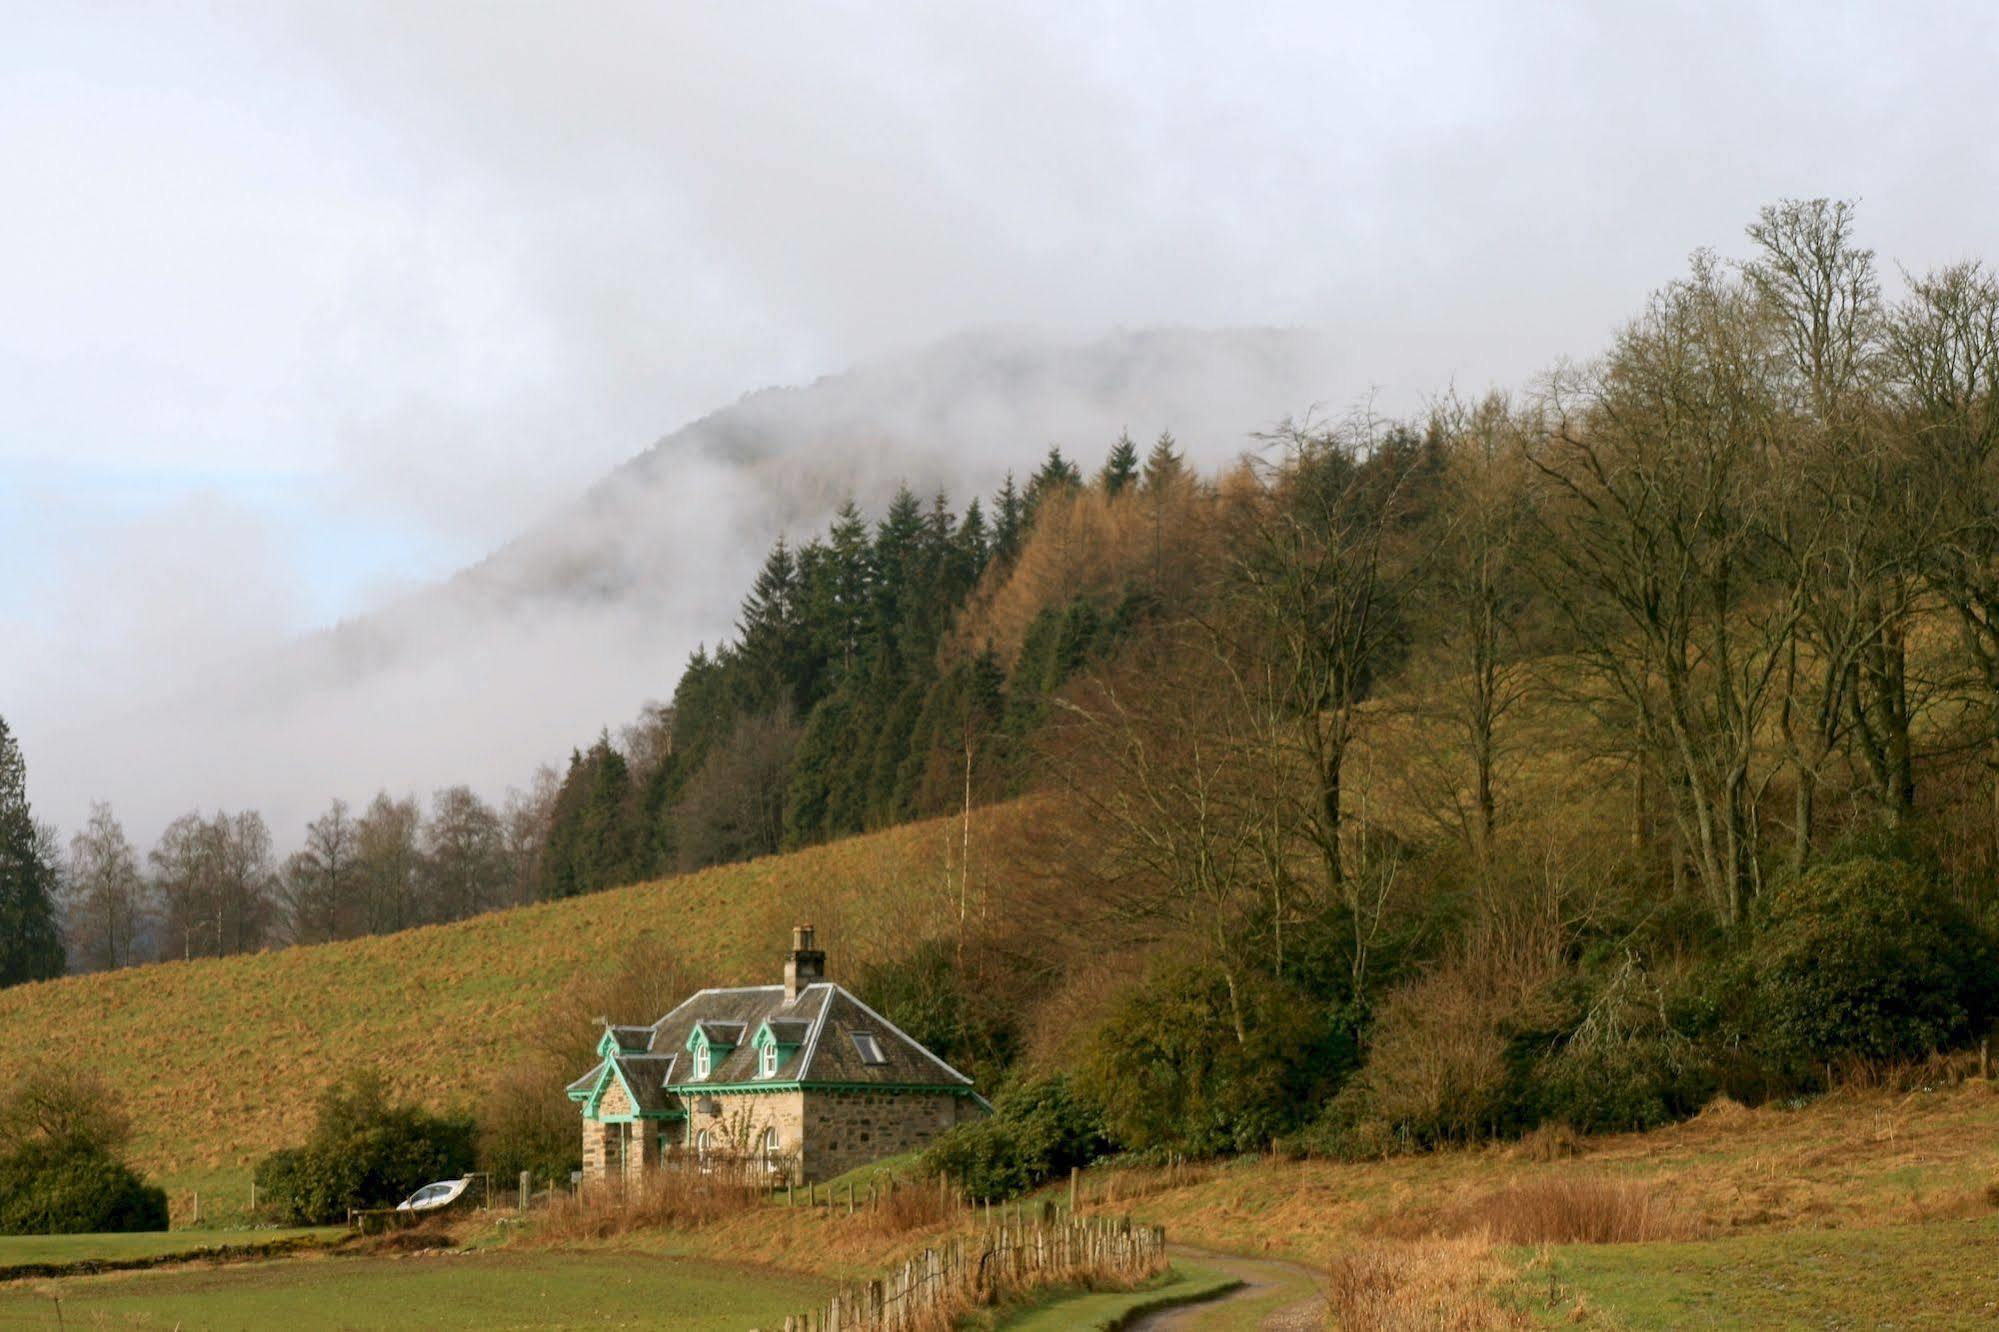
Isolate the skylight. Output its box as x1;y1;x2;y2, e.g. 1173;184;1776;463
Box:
850;1032;887;1066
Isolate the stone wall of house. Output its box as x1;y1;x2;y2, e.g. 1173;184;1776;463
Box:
798;1091;978;1181
683;1091;806;1179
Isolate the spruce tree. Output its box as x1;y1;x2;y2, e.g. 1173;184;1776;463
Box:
0;714;64;987
1141;431;1185;493
993;475;1024;566
954;498;990;583
1024;446;1083;521
1100;431;1140;495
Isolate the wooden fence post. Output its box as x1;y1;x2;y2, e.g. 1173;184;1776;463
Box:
520;1170;531;1211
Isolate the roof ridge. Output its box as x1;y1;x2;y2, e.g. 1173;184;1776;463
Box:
795;983;836;1079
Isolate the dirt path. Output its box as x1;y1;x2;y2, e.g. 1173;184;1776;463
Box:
1127;1245;1326;1331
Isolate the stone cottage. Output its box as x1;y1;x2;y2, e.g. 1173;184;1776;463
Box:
568;926;989;1184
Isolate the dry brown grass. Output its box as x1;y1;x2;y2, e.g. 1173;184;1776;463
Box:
529;1167;763;1242
1434;1174;1697;1246
851;1177;959;1238
1507;1122;1583;1163
1324;1235;1530;1331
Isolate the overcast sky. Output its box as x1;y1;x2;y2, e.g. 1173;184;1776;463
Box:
4;1;1997;840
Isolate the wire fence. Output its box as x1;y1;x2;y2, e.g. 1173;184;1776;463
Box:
759;1210;1167;1332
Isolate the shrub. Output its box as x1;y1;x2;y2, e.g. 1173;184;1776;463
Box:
0;1064;166;1234
1752;857;1999;1075
255;1070;476;1225
0;1140;168;1235
923;1074;1109;1201
1073;965;1338;1156
1329;942;1560;1149
1523;958;1716;1134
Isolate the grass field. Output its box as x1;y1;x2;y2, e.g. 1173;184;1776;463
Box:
0;805;1026;1213
0;1229;335;1270
0;1250;830;1331
1517;1215;1999;1328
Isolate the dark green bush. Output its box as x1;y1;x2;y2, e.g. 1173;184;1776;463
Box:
1516;959;1716;1135
0;1063;167;1234
255;1071;476;1225
1073;965;1338;1157
922;1074;1109;1201
1751;857;1999;1075
0;1139;168;1235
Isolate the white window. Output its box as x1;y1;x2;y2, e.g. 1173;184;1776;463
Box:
694;1046;710;1080
761;1127;780;1171
695;1128;710;1162
851;1032;887;1066
760;1044;779;1078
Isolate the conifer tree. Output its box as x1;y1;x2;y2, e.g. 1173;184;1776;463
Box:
1100;431;1140;495
1141;431;1185;493
0;714;63;987
993;475;1024;566
1024;446;1083;521
954;498;990;583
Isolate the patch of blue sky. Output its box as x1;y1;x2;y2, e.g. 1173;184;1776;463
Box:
0;457;459;630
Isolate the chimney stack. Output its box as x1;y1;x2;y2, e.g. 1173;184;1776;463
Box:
784;924;825;1001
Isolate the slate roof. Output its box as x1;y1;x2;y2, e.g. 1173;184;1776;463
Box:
606;1025;653;1053
576;981;978;1105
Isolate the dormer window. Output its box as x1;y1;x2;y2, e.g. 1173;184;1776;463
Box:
851;1032;887;1066
694;1046;710;1080
760;1044;778;1078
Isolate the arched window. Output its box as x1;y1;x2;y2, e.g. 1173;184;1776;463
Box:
760;1044;778;1079
694;1128;711;1165
694;1046;710;1080
761;1126;780;1171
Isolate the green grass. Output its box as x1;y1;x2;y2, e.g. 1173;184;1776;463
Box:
991;1262;1240;1330
0;1228;336;1269
1516;1216;1999;1329
0;806;1018;1201
0;1250;832;1330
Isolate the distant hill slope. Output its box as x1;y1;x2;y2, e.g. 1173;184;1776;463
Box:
0;804;1022;1187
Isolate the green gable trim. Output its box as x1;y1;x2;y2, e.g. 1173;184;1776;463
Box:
679;1079;978;1097
580;1058;681;1122
750;1021;801;1051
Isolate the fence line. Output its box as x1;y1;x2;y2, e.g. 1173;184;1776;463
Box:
760;1211;1167;1332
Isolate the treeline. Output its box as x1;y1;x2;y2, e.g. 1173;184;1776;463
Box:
34;783;551;972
